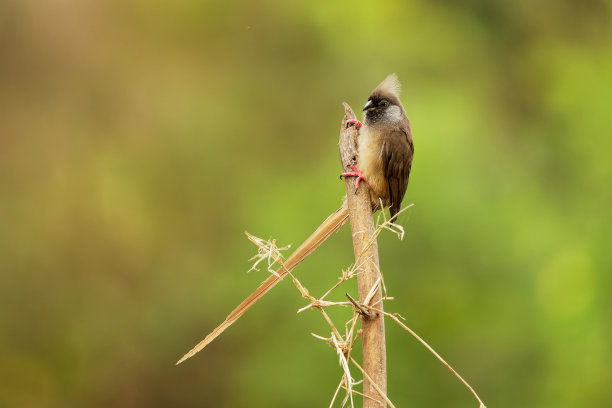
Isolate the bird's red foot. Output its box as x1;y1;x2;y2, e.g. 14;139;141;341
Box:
347;119;362;129
340;165;366;192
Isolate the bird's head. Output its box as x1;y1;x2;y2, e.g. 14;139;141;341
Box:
363;73;405;125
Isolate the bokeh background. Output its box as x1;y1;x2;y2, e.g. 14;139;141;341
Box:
1;1;611;407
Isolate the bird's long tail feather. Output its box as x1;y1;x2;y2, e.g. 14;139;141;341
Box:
176;204;349;364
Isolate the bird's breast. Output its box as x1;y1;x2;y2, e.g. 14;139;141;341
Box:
358;127;388;202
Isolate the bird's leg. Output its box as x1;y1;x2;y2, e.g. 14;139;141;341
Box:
340;165;366;193
347;119;362;129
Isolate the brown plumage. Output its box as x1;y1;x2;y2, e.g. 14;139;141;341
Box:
359;74;414;221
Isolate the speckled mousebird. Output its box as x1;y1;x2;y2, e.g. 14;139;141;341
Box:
341;73;414;222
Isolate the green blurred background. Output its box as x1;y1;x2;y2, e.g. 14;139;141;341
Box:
1;0;611;407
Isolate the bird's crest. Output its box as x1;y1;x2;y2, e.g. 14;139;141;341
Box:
372;73;401;98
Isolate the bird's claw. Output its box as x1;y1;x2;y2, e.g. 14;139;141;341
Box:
347;119;362;129
340;165;366;192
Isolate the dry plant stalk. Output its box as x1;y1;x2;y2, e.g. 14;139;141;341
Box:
339;102;387;408
246;205;486;408
368;306;487;408
176;102;487;408
176;206;349;364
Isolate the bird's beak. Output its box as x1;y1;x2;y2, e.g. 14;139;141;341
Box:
363;100;375;111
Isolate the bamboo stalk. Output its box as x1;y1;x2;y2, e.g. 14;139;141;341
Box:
339;103;387;408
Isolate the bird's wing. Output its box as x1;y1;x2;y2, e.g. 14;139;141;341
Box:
381;125;413;221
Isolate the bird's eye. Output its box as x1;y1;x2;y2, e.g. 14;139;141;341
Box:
380;100;389;107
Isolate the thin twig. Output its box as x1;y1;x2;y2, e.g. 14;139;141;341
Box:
368;306;487;408
346;293;373;319
329;376;344;408
245;232;291;276
349;357;395;408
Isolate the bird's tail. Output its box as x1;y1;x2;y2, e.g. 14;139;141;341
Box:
176;203;350;364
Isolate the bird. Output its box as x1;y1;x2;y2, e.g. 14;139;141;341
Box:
341;73;414;222
177;74;413;364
